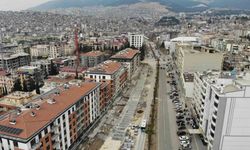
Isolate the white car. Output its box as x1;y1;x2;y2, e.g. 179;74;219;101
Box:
179;135;190;141
180;140;190;146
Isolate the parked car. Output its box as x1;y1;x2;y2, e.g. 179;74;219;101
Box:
177;131;187;136
178;126;186;131
179;135;190;141
180;140;190;146
176;116;184;120
176;120;185;124
177;122;185;127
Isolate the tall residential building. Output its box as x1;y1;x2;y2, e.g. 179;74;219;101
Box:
0;70;16;97
31;60;52;76
110;48;140;79
0;52;30;70
192;71;250;150
0;82;100;150
174;44;223;98
128;33;144;48
80;51;106;67
84;60;127;99
30;45;49;59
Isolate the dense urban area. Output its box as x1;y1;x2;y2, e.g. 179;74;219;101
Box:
0;2;250;150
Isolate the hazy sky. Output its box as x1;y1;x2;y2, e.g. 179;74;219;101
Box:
0;0;52;11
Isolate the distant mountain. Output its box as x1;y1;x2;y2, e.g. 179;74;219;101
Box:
32;0;140;10
31;0;208;12
209;0;250;10
31;0;250;12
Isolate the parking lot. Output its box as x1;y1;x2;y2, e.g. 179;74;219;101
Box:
158;53;207;150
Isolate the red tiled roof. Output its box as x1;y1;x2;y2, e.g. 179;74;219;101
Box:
0;69;9;76
81;51;105;57
86;60;122;75
60;66;87;73
111;48;139;60
0;82;99;140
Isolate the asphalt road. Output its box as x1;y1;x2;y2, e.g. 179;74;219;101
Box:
157;66;179;150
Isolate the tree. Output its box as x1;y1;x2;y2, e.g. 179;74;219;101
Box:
50;60;59;75
13;79;22;91
140;44;147;61
35;82;40;94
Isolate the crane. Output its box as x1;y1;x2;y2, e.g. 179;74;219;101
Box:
74;27;80;79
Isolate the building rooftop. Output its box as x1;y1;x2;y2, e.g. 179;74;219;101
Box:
197;70;250;94
171;36;200;43
183;72;194;82
0;82;99;140
3;52;29;60
81;51;105;57
86;60;122;75
111;48;139;60
0;91;35;107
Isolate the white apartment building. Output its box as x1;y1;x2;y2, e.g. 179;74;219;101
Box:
30;44;63;59
49;45;60;59
30;45;50;58
128;33;144;48
169;36;201;53
192;71;250;150
174;44;223;98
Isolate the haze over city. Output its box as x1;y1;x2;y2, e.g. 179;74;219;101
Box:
0;0;51;11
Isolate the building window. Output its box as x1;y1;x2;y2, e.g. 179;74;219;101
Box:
45;137;49;143
44;128;48;134
215;94;219;100
13;141;18;147
46;145;50;150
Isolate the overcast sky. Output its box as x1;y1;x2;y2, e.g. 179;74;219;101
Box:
0;0;52;11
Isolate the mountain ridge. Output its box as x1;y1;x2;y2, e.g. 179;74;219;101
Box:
31;0;250;12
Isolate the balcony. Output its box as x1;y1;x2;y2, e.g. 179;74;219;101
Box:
212;113;217;120
214;97;219;105
31;142;41;149
53;141;60;149
52;133;59;141
52;124;59;130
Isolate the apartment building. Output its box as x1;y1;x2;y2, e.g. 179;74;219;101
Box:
0;82;100;150
0;52;30;70
0;70;16;97
31;60;52;76
110;48;140;79
80;51;106;67
84;60;127;99
192;71;250;150
174;44;223;98
30;45;50;59
128;33;144;48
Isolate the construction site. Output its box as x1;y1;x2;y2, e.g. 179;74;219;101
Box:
78;55;157;150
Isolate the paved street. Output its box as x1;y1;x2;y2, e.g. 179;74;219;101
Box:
157;64;180;150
